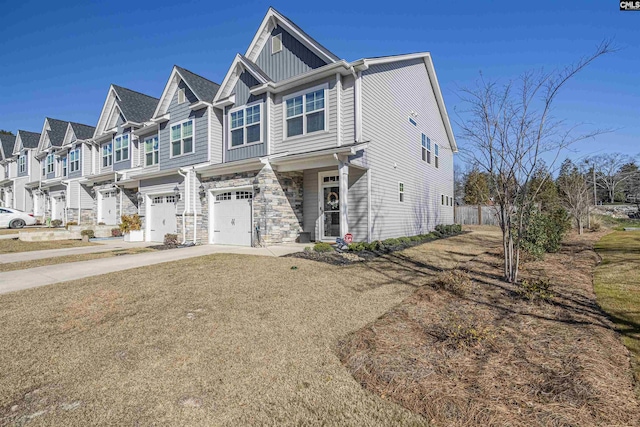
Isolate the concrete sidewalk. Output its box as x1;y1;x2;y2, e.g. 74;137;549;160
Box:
0;243;306;294
0;239;154;264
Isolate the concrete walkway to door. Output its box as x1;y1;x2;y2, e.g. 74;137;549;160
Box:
0;243;307;294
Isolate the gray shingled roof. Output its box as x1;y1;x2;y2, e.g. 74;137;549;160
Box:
112;85;159;124
0;134;16;160
17;131;41;150
46;118;70;147
175;66;221;102
69;122;96;140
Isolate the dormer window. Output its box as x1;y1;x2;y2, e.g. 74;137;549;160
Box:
272;33;282;54
178;88;186;104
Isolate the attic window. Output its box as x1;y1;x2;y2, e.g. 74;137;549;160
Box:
272;33;282;54
178;88;186;104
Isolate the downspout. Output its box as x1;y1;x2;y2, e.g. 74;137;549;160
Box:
113;173;122;223
61;180;70;225
192;166;197;244
177;168;187;244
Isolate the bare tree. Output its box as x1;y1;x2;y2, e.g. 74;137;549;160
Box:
557;159;591;234
585;153;637;203
457;41;613;283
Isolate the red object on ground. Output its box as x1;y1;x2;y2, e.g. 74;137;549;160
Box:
344;233;353;244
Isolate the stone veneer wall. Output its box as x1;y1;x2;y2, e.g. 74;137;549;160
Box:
66;208;95;225
197;163;303;246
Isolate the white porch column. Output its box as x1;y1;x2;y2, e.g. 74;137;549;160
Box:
339;157;349;238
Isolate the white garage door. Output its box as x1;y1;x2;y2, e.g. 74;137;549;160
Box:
212;190;252;246
149;195;177;242
51;196;64;221
100;191;118;225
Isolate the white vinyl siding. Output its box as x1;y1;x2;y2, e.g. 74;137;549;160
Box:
361;59;455;239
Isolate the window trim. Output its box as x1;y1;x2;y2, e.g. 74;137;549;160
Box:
70;148;80;173
421;134;432;164
228;100;264;150
434;143;439;168
399;182;405;203
102;142;113;168
46;153;55;175
18;154;26;174
169;119;195;159
272;33;283;54
113;133;130;163
282;83;329;140
144;135;159;167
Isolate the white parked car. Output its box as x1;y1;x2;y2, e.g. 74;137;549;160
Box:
0;207;38;229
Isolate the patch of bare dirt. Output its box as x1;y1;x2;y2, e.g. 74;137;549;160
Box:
337;231;640;426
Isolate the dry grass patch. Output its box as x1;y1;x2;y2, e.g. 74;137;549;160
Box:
0;227;49;236
594;231;640;390
338;230;640;426
0;227;501;426
0;247;155;272
0;239;96;254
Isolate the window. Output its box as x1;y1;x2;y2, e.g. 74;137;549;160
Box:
399;182;404;203
215;192;231;201
114;134;129;162
421;134;432;164
285;86;326;138
272;33;282;54
230;103;262;147
46;154;54;174
42;159;45;177
153;196;163;204
171;120;194;157
18;154;26;174
62;157;67;177
236;191;253;200
102;142;113;168
178;88;186;104
165;195;177;203
409;117;417;126
446;195;449;206
70;148;80;173
434;143;439;168
441;194;445;205
144;136;159;167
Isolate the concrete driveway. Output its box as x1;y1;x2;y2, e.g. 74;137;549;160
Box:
0;243;306;294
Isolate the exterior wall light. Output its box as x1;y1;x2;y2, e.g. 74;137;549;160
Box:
199;184;207;200
173;186;181;200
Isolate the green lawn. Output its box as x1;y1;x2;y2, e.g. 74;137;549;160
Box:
594;214;640;231
594;231;640;386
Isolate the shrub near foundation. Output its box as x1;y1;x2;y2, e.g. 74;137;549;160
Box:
164;233;179;247
313;242;334;252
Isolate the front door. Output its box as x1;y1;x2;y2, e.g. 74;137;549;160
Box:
320;173;340;240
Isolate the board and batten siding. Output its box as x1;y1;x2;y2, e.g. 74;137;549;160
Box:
362;58;455;240
159;80;208;171
341;75;355;145
224;73;267;163
272;76;338;156
255;26;327;82
209;108;223;164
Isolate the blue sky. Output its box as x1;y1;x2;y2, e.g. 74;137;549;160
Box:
0;0;637;163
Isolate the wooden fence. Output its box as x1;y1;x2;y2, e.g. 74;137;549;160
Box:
455;205;500;226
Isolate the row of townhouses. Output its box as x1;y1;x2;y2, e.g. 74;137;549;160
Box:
0;8;456;246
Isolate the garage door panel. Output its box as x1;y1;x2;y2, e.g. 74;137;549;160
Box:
100;191;118;225
212;191;252;246
149;195;177;242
